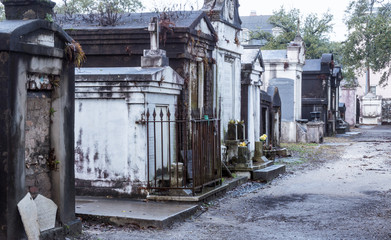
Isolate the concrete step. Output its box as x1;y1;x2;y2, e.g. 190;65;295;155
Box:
259;159;274;168
76;196;198;229
252;164;286;182
147;176;248;203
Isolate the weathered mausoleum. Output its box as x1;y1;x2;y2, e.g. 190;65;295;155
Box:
302;54;343;136
59;10;222;197
0;0;81;238
202;0;244;140
262;35;306;142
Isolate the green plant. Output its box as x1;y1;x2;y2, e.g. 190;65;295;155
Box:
47;148;59;171
49;75;60;88
49;107;56;116
45;13;53;22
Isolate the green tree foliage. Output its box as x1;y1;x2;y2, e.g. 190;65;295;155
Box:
250;7;335;59
342;0;391;86
0;3;4;21
55;0;96;15
55;0;143;22
302;13;334;59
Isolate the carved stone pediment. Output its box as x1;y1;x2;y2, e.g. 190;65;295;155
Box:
202;0;242;29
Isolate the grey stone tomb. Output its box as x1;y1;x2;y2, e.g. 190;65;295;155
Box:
0;0;81;238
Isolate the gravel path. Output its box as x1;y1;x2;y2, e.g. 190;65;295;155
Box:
75;125;391;240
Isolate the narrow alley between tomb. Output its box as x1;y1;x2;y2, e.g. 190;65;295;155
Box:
77;125;391;240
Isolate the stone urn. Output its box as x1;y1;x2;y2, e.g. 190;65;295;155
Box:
237;146;249;163
253;141;264;163
235;146;251;168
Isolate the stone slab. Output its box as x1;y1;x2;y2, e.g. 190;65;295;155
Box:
17;193;40;240
252;164;286;182
76;197;197;229
34;194;57;232
228;160;273;172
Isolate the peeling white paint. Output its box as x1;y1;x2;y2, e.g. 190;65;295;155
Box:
74;66;183;197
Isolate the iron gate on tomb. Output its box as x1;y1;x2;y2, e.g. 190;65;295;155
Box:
144;108;222;195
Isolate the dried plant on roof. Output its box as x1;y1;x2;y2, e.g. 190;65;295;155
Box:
65;40;86;68
159;12;175;46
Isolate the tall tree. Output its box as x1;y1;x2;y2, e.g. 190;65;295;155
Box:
249;7;335;59
55;0;143;25
342;0;391;87
302;13;334;59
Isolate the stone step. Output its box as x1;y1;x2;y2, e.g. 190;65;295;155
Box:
256;160;274;169
227;158;274;172
252;164;286;182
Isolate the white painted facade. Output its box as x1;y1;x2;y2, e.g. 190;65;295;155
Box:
357;71;390;125
203;0;244;139
216;50;242;138
241;49;263;154
360;93;383;125
356;71;391;98
74;66;183;197
261;36;305;142
340;86;357;126
341;70;391;126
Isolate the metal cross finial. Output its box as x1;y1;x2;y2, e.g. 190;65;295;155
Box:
148;17;160;51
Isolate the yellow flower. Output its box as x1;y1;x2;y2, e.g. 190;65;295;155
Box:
259;134;267;141
239;142;247;147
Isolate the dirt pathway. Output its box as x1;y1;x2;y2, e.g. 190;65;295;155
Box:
78;125;391;240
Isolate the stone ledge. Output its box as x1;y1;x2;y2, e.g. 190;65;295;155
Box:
252;164;286;182
40;219;82;240
77;205;197;229
147;176;248;203
228;160;274;172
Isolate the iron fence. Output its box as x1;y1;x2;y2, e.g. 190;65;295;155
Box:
145;108;222;195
